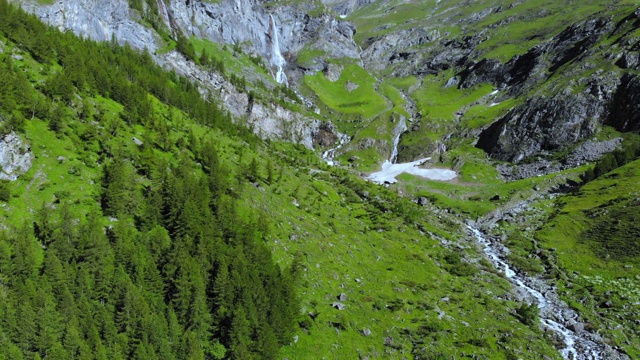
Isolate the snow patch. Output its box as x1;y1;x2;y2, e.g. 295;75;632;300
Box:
367;158;457;184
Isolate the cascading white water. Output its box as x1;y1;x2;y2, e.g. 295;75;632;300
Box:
389;132;402;164
269;14;287;84
322;134;349;166
156;0;172;33
468;226;608;360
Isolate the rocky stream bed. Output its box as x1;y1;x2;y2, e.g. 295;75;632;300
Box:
468;204;630;359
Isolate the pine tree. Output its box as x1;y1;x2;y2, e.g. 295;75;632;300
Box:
228;306;253;360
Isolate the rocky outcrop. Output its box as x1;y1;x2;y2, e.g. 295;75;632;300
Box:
473;10;640;162
496;138;623;180
606;73;640;133
165;0;360;76
157;50;328;149
0;133;32;181
17;0;161;51
248;102;324;149
476;91;607;162
17;0;354;148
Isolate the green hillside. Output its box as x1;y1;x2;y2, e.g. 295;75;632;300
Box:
537;156;640;357
3;0;640;358
0;1;568;359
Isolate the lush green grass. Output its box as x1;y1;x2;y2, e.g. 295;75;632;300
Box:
379;82;409;118
538;159;640;274
295;47;326;67
536;159;640;357
413;74;494;123
190;36;270;78
461;98;517;130
304;64;389;120
251;162;561;359
387;75;418;92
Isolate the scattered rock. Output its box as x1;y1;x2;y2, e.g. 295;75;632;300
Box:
599;300;613;309
332;302;346;310
362;328;372;336
57;156;66;163
132;137;143;146
345;81;359;92
0;133;33;181
324;63;343;82
568;322;585;333
338;293;347;302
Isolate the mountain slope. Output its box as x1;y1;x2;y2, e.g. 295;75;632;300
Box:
5;0;640;359
0;2;573;359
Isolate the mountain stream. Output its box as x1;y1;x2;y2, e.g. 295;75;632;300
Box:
468;225;628;359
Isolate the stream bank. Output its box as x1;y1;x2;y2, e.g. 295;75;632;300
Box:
468;197;629;360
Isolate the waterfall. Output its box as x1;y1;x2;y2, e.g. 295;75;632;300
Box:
389;133;401;164
269;14;287;84
389;116;407;163
322;134;349;166
156;0;172;33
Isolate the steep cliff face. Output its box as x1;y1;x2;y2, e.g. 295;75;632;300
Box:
167;0;360;65
16;0;360;149
156;49;329;148
16;0;640;165
17;0;360;66
18;0;161;50
475;10;640;162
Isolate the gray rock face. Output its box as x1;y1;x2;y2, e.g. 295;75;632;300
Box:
477;93;606;163
0;133;32;181
249;101;324;149
17;0;160;51
19;0;361;75
166;0;360;73
18;0;352;149
606;73;640;133
473;11;640;162
156;50;326;149
319;0;376;15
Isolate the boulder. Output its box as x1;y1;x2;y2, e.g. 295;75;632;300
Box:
332;302;346;310
0;133;32;181
568;322;585;333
